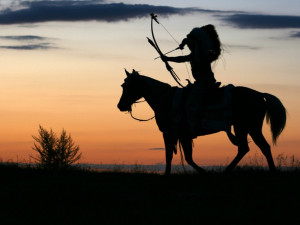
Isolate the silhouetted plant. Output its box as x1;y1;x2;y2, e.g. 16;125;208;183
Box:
32;125;81;169
276;153;300;169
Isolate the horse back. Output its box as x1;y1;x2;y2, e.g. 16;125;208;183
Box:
204;85;233;107
232;86;266;110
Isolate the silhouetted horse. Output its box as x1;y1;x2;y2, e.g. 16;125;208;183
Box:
118;70;286;175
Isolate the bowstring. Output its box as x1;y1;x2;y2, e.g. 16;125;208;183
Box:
159;22;179;45
159;22;191;81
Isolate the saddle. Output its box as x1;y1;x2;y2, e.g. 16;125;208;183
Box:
172;82;236;143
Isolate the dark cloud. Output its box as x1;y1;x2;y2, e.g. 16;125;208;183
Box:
227;44;261;50
0;43;55;50
0;35;46;40
2;1;299;31
222;13;300;29
148;147;165;151
0;1;201;24
0;35;56;50
290;31;300;38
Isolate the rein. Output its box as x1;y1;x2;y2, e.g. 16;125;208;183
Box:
129;100;155;122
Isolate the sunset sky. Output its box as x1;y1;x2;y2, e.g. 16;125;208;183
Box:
1;0;300;166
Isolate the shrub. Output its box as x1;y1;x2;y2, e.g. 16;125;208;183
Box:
32;125;81;169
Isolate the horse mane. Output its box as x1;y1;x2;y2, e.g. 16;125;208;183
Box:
138;74;172;89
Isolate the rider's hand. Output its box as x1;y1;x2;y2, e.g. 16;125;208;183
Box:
179;38;187;50
179;43;185;50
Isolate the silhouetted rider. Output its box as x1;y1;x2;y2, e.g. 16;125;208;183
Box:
161;25;223;137
162;24;221;89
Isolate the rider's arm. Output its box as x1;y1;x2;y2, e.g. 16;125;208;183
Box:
162;54;192;63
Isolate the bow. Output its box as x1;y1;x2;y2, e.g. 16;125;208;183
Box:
147;13;184;87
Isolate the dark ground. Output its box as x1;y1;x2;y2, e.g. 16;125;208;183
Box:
0;164;299;225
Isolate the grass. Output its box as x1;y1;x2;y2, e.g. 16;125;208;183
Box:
0;162;299;225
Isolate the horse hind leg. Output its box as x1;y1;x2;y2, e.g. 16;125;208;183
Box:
250;130;276;171
179;137;206;174
225;128;249;172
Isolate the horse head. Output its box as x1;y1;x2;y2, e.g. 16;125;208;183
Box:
117;69;143;112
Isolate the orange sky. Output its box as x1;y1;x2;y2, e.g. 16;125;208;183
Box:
0;0;300;167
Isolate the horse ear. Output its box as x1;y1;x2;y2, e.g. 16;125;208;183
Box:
132;69;139;76
125;69;131;77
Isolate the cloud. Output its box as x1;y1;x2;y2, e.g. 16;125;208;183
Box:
0;35;47;41
0;35;57;50
2;1;299;31
0;43;54;50
290;31;300;38
148;147;165;151
227;44;261;50
222;13;300;29
0;1;201;24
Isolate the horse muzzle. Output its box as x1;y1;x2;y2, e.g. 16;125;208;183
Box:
117;102;131;112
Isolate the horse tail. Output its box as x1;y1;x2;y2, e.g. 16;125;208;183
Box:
263;93;287;145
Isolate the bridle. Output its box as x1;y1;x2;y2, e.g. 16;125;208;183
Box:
128;99;155;122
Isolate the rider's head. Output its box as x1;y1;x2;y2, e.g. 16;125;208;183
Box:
180;24;221;63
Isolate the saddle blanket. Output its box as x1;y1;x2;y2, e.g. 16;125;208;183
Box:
172;84;234;137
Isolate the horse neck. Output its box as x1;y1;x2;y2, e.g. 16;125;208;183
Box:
140;76;171;111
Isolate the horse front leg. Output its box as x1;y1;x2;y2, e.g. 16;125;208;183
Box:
179;136;206;174
163;132;177;175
